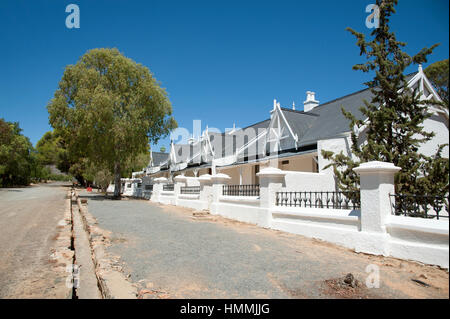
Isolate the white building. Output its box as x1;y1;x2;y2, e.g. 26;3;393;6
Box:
143;66;448;186
124;65;449;268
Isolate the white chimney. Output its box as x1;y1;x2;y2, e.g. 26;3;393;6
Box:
303;91;319;112
188;134;195;144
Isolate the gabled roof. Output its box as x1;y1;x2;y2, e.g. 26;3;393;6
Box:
241;118;271;132
280;108;319;144
222;119;270;159
146;70;435;174
151;151;169;166
297;72;419;145
298;87;373;144
173;144;192;163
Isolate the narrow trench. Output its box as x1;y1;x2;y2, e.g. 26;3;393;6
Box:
70;191;103;299
70;192;78;299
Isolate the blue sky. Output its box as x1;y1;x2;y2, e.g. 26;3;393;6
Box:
0;0;448;151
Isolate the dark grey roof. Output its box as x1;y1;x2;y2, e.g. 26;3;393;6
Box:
241;118;270;131
151;151;169;166
222;119;270;159
280;108;319;141
298;87;373;144
297;72;418;145
157;72;419;170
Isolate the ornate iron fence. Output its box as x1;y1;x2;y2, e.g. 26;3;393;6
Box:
163;184;174;191
180;186;201;194
276;191;360;210
390;194;449;220
223;184;260;196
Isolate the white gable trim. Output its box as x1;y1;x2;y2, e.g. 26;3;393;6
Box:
264;100;299;153
355;65;448;135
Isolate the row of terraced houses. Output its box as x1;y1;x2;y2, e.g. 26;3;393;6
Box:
108;65;449;268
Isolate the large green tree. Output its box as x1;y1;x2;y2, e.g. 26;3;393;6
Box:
47;48;176;197
0;119;34;186
322;0;449;199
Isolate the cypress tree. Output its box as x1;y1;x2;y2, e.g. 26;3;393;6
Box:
322;0;449;199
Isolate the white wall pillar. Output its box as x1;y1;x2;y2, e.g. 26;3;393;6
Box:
257;167;286;228
150;177;167;202
353;161;401;255
210;173;231;214
198;174;213;210
354;161;401;233
174;175;187;205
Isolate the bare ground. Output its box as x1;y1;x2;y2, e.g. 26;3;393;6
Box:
0;183;72;298
84;195;449;299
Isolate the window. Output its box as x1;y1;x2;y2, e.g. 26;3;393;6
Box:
137;183;142;188
127;183;131;188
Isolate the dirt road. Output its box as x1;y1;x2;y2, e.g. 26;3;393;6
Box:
84;193;449;299
0;182;71;298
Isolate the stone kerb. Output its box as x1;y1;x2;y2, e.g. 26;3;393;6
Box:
257;167;286;228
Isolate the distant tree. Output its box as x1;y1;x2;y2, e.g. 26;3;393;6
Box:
322;0;448;198
160;146;166;153
35;131;72;171
47;48;177;197
123;150;150;177
0;119;34;186
94;169;113;192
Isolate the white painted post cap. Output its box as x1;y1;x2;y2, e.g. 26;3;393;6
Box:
153;177;168;183
353;161;401;175
173;175;187;182
198;174;212;182
211;173;231;182
256;167;287;178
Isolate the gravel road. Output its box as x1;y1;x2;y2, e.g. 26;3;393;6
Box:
84;194;449;299
0;182;71;298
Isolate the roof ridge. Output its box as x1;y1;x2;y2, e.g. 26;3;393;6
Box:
317;71;418;110
239;118;270;131
316;87;372;109
280;107;320;117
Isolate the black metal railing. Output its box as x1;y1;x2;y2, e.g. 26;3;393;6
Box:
276;191;360;210
223;184;260;196
390;194;449;220
163;184;174;191
180;186;201;194
144;184;153;191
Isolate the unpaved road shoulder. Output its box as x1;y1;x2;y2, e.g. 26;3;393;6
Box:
0;183;72;298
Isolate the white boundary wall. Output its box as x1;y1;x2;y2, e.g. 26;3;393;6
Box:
149;163;449;268
283;171;336;192
211;196;264;225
